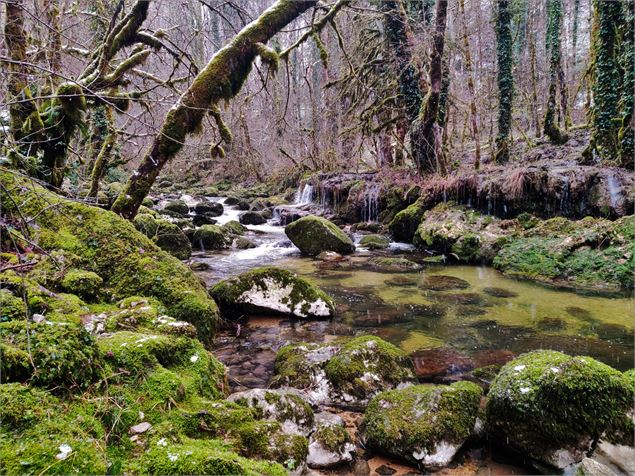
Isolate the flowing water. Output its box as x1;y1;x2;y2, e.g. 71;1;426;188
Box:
190;198;634;474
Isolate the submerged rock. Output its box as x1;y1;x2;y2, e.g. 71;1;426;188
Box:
482;286;518;298
228;388;315;436
285;215;355;256
486;350;633;469
307;412;355;469
419;275;470;291
367;257;422;273
133;213;192;260
361;381;483;469
271;335;416;409
411;347;475;381
209;267;335;319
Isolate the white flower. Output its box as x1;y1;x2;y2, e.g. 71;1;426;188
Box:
56;444;72;460
514;365;526;371
190;354;199;363
519;387;531;394
157;438;168;447
168;453;179;462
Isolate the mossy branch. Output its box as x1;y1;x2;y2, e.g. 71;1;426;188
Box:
112;0;320;219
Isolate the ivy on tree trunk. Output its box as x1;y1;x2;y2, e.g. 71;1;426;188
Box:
495;0;513;164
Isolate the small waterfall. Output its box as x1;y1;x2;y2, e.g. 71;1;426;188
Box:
294;184;314;205
606;173;620;209
362;183;381;222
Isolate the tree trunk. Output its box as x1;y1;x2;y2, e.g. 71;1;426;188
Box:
111;0;318;219
459;0;481;169
495;0;513;164
544;0;568;144
411;0;449;175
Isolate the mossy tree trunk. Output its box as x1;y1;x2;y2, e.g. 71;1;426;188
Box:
585;0;632;167
617;0;634;168
111;0;318;219
544;0;568;144
411;0;449;175
87;107;116;198
495;0;513;164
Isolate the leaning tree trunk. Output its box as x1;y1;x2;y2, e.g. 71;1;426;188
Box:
495;0;513;164
111;0;318;219
411;0;449;175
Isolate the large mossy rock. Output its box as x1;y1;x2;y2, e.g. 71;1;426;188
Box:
285;215;355;256
307;412;356;469
133;213;192;260
271;336;416;409
163;199;189;215
239;211;267;225
359;234;390;250
192;224;230;251
209;267;335;319
493;215;635;291
194;200;223;216
389;197;427;243
228;388;315;436
0;168;219;343
361;381;483;469
486;350;633;469
414;202;515;262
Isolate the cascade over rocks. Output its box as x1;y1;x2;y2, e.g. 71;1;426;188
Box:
361;381;483;469
271;335;416;409
486;350;633;469
209;267;335;319
285;215;355;256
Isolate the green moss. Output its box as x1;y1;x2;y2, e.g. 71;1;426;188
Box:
128;435;287;475
0;289;26;321
0;169;219;343
60;269;103;300
312;422;352;453
325;336;415;400
163;199;189;215
362;381;483;465
285;215;355;256
0;383;57;430
368;257;423;273
271;342;324;389
209;266;335;318
486;350;633;452
133;213;192;260
0;321;103;390
359;234;390;250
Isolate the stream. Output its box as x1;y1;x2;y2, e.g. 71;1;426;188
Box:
188;196;634;475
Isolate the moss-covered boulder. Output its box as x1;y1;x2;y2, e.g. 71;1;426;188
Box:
133;213;192;260
486;350;633;469
415;202;515;262
285;215;355;256
361;381;483;469
210;267;335;319
222;220;247;235
307;412;355;469
0;321;103;390
359;234;390;250
239;211;267;225
192;224;230;251
194;200;223;216
163;199;189;215
389;197;427;243
60;269;103;300
228;388;315;437
272;336;416;408
0;169;219;343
